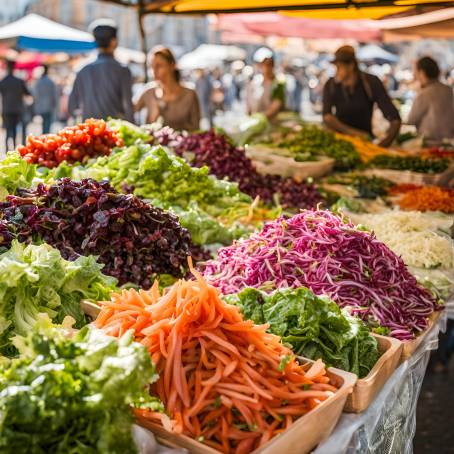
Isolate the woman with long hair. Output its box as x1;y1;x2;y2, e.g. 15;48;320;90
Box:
134;46;201;131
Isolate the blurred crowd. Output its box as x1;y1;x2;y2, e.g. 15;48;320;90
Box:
1;17;454;151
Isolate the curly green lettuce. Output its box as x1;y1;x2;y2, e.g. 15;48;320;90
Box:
0;241;117;356
226;287;380;378
0;317;161;453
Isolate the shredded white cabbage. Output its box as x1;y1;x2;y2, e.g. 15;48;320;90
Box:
351;210;454;270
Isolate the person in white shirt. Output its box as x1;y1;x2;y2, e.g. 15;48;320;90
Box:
408;56;454;144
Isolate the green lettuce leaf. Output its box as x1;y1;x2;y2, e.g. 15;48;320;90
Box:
226;287;380;378
0;241;117;356
0;317;159;453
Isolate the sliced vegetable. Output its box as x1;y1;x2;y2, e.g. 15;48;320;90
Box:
96;266;337;453
202;209;439;340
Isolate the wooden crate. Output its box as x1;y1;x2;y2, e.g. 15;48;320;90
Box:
135;364;356;454
344;334;402;413
400;311;442;362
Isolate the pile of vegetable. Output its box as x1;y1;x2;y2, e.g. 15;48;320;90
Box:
335;134;407;163
202;209;439;340
421;146;454;160
389;183;422;195
226;287;380;378
398;186;454;213
263;125;361;171
47;144;276;246
0;317;161;453
108;118;153;146
369;155;449;174
17;119;123;168
0;241;116;356
326;174;393;199
350;210;454;270
173;129;325;210
96;269;337;453
0;152;36;200
0;178;192;288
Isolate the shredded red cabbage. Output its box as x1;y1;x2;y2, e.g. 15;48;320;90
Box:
201;209;439;340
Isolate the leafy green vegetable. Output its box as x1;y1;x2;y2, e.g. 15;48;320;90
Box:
226;287;380;378
258;125;361;171
45;145;254;246
0;241;117;356
233;113;269;146
369;155;449;174
0;316;160;453
326;174;393;199
108;119;152;146
0;152;36;200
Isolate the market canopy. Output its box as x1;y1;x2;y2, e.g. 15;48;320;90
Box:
0;14;95;53
216;12;381;40
100;0;454;19
379;6;454;39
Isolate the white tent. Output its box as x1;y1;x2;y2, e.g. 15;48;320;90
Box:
357;44;399;63
0;14;95;53
179;44;247;70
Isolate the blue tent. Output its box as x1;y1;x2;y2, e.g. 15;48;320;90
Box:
0;14;96;54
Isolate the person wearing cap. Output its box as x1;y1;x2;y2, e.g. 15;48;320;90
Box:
408;56;454;144
246;47;285;120
323;46;401;147
68;19;133;121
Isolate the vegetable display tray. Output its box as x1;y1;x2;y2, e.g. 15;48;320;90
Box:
344;334;402;413
245;145;335;181
135;364;356;454
362;162;454;187
400;310;442;362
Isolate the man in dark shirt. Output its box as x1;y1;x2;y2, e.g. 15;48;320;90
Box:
323;46;401;147
0;60;31;149
68;19;133;121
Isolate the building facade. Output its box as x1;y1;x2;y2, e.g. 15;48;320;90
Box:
26;0;209;53
0;0;31;25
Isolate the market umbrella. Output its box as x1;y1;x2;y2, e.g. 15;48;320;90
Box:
179;44;247;69
0;14;95;53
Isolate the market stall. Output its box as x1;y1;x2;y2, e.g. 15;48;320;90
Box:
0;0;453;451
0;116;452;453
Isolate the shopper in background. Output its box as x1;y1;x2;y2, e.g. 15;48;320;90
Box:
195;69;213;127
408;56;454;144
246;47;285;120
323;46;401;147
68;19;133;121
32;65;57;134
134;46;201;131
0;60;31;149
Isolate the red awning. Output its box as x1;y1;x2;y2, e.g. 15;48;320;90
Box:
216;12;382;41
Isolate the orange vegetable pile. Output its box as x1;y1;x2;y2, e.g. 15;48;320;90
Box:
399;186;454;213
95;264;336;454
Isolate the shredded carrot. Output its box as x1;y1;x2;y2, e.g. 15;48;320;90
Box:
95;264;337;453
398;186;454;213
